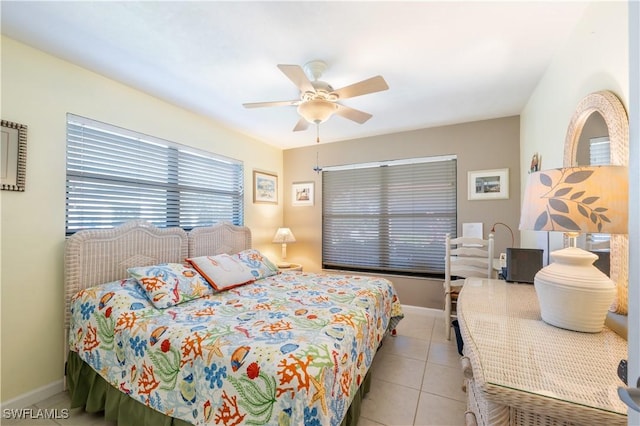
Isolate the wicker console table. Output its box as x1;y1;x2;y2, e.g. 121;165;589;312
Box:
457;278;627;426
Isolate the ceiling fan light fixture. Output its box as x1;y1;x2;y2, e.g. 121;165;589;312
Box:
297;99;337;124
244;62;388;131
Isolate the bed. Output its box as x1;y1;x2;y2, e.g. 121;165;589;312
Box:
64;220;404;426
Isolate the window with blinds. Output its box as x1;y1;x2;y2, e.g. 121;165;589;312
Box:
322;155;457;276
66;114;244;234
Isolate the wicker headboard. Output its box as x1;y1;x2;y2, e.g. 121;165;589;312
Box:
187;221;252;257
64;220;188;329
64;220;252;330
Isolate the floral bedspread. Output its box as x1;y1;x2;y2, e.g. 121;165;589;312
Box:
69;272;403;426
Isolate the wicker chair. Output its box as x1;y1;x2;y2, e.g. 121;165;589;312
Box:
444;233;494;340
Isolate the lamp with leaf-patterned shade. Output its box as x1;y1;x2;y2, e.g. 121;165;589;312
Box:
519;166;628;332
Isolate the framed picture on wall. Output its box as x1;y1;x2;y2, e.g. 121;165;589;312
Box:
292;181;314;206
468;168;509;200
253;170;278;204
1;119;28;192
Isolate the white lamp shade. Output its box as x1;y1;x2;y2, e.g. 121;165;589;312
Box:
272;228;296;244
273;228;296;267
519;166;628;234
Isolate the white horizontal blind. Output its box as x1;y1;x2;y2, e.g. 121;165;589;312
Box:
66;114;243;234
322;156;457;275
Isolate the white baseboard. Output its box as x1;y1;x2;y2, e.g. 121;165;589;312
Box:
401;304;443;316
0;380;63;410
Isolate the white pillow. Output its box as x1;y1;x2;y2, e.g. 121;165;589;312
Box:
186;254;256;291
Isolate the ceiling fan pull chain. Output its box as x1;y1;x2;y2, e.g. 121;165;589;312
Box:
313;150;323;174
313;123;323;174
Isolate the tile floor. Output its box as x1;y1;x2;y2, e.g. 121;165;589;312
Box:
3;306;466;426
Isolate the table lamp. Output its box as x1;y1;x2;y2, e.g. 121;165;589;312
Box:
519;166;628;332
272;227;296;268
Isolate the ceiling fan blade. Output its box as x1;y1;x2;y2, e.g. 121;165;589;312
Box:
278;64;315;93
334;104;373;124
332;76;389;100
293;117;310;132
243;100;299;108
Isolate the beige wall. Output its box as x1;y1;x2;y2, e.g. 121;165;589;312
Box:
282;116;521;309
520;1;629;252
0;37;284;403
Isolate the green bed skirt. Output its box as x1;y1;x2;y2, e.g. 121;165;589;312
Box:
67;351;372;426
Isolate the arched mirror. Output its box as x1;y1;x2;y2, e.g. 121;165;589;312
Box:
563;90;629;314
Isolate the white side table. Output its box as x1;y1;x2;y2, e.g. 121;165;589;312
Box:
458;278;627;426
278;263;302;272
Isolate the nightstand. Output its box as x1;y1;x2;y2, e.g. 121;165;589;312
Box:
277;263;302;272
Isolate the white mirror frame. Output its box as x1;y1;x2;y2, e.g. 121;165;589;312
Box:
563;90;629;314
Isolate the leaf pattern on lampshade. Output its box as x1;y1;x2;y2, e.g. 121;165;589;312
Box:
536;169;609;232
520;166;628;235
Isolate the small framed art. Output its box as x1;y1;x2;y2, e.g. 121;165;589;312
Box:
253;170;278;204
1;119;28;192
468;168;509;200
292;181;314;206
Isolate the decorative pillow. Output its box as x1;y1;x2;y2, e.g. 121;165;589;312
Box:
127;263;213;309
186;254;256;291
235;249;279;280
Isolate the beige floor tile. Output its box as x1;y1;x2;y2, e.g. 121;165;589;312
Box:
357;416;387;426
414;392;467;426
33;392;70;410
377;334;430;361
361;378;420;426
433;315;465;351
369;352;426;390
426;340;461;368
421;363;467;402
430;315;457;344
400;306;441;319
394;310;436;341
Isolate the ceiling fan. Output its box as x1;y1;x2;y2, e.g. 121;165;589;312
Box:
243;60;389;132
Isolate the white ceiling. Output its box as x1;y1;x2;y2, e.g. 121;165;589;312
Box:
1;1;588;149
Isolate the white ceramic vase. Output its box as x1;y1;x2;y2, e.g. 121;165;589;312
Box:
534;246;616;333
